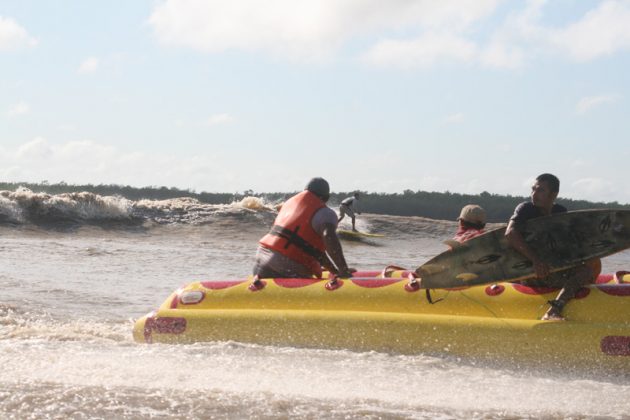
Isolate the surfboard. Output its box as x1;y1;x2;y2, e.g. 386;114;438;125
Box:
337;229;385;238
416;209;630;289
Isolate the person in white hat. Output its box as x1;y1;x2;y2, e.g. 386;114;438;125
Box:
453;204;486;243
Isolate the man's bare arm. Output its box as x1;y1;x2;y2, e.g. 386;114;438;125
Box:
505;220;549;278
322;223;353;277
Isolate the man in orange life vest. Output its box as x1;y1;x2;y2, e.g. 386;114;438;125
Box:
253;177;354;279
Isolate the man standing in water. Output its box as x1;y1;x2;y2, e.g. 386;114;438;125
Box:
253;177;354;279
338;192;361;232
505;173;599;321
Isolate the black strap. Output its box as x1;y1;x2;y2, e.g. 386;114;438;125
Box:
269;225;325;260
547;299;565;311
425;289;444;304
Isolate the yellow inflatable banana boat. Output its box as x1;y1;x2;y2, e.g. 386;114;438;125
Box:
133;270;630;371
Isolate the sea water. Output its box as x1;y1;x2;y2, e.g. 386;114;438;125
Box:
1;188;629;419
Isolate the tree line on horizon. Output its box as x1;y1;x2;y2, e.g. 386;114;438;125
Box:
2;181;628;223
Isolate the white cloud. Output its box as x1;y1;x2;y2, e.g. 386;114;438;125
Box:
576;94;619;114
57;124;77;132
362;33;477;69
571;158;588;168
570;177;617;202
7;101;30;118
415;175;449;192
16;137;52;159
205;113;235;126
0;138;228;191
443;112;465;125
455;178;486;195
148;0;500;61
146;1;630;69
78;57;100;74
548;0;630;61
0;16;37;51
479;39;526;69
491;0;630;65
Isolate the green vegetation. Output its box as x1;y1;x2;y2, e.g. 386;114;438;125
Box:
2;182;628;223
352;190;630;222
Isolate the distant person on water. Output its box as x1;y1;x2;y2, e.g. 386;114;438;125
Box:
338;192;361;232
253;177;354;279
505;173;600;321
453;205;486;243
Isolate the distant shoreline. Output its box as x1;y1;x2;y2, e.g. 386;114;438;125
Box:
2;181;628;223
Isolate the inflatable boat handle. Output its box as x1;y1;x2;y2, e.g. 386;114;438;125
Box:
381;265;408;278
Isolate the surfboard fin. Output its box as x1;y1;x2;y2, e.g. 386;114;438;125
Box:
455;272;479;282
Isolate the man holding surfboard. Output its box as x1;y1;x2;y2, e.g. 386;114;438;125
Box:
505;173;598;321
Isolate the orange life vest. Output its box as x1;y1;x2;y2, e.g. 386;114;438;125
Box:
259;191;327;277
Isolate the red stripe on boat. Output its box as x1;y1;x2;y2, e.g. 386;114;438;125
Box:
201;280;246;289
170;295;179;309
600;336;630;356
596;284;630;296
596;274;614;284
143;316;187;343
352;271;382;277
273;278;321;288
511;284;559;295
351;279;400;288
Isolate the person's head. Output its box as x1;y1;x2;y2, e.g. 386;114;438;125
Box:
457;204;486;230
305;177;330;202
531;173;559;210
353;192;360;199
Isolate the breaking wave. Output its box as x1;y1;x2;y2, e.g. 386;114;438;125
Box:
0;187;133;224
0;187;472;241
0;188;279;228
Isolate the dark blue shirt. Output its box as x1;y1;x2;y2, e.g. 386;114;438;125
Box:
509;201;567;227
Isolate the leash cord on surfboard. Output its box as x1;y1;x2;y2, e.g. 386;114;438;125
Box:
425;289;445;304
458;290;513;324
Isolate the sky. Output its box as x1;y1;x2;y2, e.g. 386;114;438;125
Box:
1;0;630;203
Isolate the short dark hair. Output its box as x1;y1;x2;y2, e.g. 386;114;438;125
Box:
536;173;560;193
305;177;330;200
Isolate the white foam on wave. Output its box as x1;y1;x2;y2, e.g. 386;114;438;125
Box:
48;191;132;220
0;195;24;222
0;306;130;343
135;196;202;212
0;187;132;221
131;196;276;226
230;196;277;211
